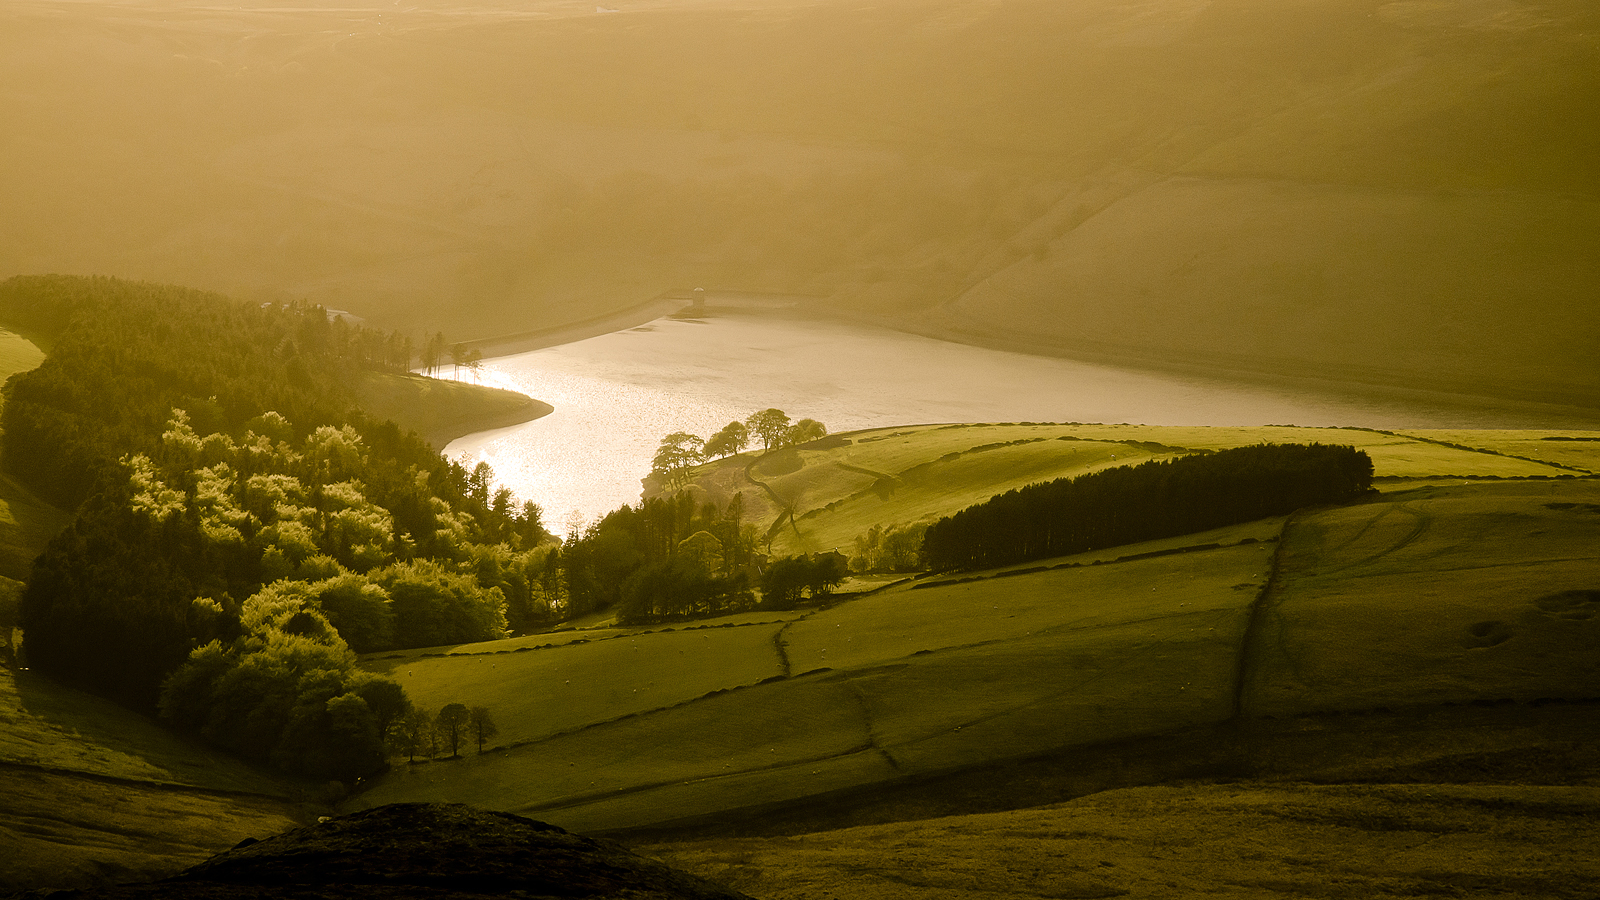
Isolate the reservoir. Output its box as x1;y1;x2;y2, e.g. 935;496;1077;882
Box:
445;309;1589;529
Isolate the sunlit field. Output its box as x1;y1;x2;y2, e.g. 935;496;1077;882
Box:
351;477;1600;835
660;422;1589;557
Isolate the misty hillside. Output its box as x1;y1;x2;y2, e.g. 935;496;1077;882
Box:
2;0;1595;405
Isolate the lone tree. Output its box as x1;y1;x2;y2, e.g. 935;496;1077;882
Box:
436;703;471;758
651;432;706;489
469;706;499;753
745;408;791;452
703;421;750;458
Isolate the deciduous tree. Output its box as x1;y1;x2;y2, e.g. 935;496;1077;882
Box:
436;703;471;758
744;409;791;452
469;706;498;753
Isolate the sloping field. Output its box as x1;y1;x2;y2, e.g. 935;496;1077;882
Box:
352;370;551;451
649;780;1600;900
1243;480;1600;716
668;422;1582;556
0;330;68;581
1396;429;1600;474
354;536;1271;830
364;621;794;748
352;478;1600;835
0;663;317;892
4;0;1595;408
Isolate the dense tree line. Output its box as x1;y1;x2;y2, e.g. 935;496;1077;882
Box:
758;553;849;609
0;276;551;780
561;492;761;625
850;522;927;573
923;443;1374;572
0;276;418;509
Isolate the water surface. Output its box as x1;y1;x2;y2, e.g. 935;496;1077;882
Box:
447;311;1586;528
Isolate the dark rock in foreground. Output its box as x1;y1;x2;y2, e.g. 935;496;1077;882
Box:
34;803;755;899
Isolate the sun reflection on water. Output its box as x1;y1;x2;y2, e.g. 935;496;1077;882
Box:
444;312;1557;528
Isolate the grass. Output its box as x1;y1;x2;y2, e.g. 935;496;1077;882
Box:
0;661;319;892
1243;480;1600;717
666;423;1580;557
645;781;1600;900
0;766;310;891
350;476;1600;838
1394;428;1600;474
350;537;1270;831
362;622;792;748
351;370;550;450
0;330;68;581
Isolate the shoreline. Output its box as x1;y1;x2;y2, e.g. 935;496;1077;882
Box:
420;391;554;452
434;296;1600;459
836;309;1600;431
456;294;693;361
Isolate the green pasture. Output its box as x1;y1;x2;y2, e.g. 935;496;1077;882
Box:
363;622;790;748
0;663;297;796
779;438;1170;555
782;539;1272;674
1397;429;1600;474
353;478;1600;833
353;539;1270;831
0;329;43;377
677;422;1578;557
1050;424;1577;479
357;675;892;833
352;370;548;450
0;662;314;891
650;781;1600;900
1243;480;1600;717
0;766;304;891
0;330;68;581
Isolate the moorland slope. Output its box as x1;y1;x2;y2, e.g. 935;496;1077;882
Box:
3;0;1595;406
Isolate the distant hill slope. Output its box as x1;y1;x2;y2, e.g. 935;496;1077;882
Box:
3;0;1594;407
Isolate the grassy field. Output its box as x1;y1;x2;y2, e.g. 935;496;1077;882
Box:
350;474;1600;840
1395;429;1600;474
0;330;68;582
661;422;1585;557
3;0;1595;408
351;370;550;450
1243;480;1600;716
0;659;317;890
647;779;1600;900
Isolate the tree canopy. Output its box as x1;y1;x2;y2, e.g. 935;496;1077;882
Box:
0;276;551;780
922;443;1374;572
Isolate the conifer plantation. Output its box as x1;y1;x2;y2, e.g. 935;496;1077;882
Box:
923;443;1375;572
0;275;550;779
